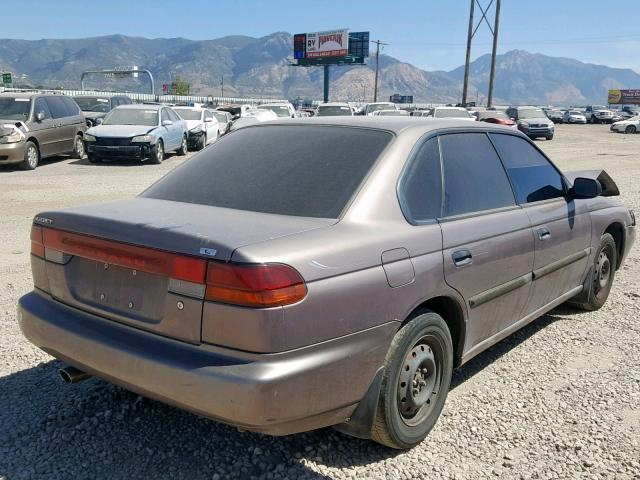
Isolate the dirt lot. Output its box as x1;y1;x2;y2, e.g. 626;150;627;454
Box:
0;125;638;480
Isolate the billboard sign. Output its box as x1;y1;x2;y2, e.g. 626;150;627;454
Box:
608;89;640;105
296;29;349;59
2;72;12;86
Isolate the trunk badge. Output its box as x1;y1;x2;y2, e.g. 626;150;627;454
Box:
99;293;106;301
199;248;217;257
176;301;184;311
128;302;134;309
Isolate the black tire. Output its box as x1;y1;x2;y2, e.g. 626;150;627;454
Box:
546;134;554;140
372;311;453;449
570;233;617;312
149;139;164;164
625;125;636;134
20;141;40;170
197;133;206;151
87;154;101;164
71;134;85;159
177;135;188;156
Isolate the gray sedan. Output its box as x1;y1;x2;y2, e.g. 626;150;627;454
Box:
19;118;635;449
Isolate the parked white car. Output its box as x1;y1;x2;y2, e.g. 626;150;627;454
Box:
173;107;220;150
363;102;398;116
229;109;278;132
610;116;640;134
562;110;587;124
427;107;477;121
211;110;232;135
316;102;354;117
258;102;296;118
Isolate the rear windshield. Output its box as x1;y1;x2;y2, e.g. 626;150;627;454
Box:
258;105;290;117
74;97;110;113
142;125;393;218
434;109;471;118
317;105;352;116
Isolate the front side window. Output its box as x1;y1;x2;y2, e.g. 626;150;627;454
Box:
490;133;565;204
440;133;516;217
166;109;181;122
400;137;442;222
45;97;69;119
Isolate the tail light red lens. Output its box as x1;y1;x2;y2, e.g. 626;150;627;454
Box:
30;224;45;258
205;263;307;308
40;228;207;284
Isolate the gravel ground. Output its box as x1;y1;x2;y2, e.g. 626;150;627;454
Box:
0;125;638;480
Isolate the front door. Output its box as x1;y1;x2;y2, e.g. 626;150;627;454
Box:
489;133;592;315
438;132;535;350
30;98;57;158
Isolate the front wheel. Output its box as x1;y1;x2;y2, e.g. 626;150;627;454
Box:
20;141;40;170
72;134;85;159
177;135;188;156
546;134;554;140
569;233;617;311
372;312;453;449
625;125;636;134
150;139;164;164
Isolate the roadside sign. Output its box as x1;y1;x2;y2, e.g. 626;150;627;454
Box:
2;73;12;85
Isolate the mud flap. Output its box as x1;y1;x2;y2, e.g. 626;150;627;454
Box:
568;265;594;305
333;368;384;439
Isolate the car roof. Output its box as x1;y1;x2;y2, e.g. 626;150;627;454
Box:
318;102;350;107
114;104;162;110
254;116;514;135
0;92;42;99
434;106;467;110
172;106;204;111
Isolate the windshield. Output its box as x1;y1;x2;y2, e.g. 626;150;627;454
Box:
258;105;290;117
212;112;228;122
368;103;396;113
316;105;352;116
478;111;509;120
569;111;582;115
434;109;471;118
593;106;607;110
103;108;158;126
74;97;110;113
143;125;393;218
518;109;546;120
0;97;31;120
174;109;202;120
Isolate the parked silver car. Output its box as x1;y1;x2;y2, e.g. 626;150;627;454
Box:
19;118;635;450
83;104;188;164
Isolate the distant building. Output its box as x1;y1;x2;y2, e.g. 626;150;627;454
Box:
390;93;414;104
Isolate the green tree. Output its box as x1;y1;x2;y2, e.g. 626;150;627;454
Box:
171;75;190;95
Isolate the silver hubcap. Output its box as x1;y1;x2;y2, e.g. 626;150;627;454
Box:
76;137;84;157
157;143;163;161
182;137;187;151
27;146;37;166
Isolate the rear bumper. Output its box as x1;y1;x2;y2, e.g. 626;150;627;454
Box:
86;143;152;160
18;290;396;435
0;141;26;164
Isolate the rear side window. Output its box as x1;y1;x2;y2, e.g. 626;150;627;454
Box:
400;137;442;222
45;96;69;119
440;133;515;217
490;134;565;203
143;125;393;218
62;97;80;116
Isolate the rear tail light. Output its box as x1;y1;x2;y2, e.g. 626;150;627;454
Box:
30;224;45;258
205;263;307;308
31;225;306;308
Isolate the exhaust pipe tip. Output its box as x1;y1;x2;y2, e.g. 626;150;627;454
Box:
59;365;90;384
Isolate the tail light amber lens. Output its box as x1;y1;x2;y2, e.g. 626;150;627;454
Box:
205;262;307;308
30;224;45;258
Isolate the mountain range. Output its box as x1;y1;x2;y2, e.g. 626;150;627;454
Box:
1;32;639;105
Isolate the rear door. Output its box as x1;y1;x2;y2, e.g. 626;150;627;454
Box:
438;132;535;349
30;97;57;158
44;96;75;153
490;133;591;314
160;108;179;149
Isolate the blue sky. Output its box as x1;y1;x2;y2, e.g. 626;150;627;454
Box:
3;0;640;72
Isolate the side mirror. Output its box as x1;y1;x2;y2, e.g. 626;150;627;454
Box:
571;177;602;199
95;118;103;125
36;112;45;122
162;120;173;126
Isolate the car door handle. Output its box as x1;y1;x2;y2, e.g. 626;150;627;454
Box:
452;249;473;267
537;227;551;241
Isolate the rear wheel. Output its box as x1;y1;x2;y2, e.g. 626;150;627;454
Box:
569;233;617;311
150;139;164;164
372;312;453;449
177;135;188;156
20;141;40;170
197;133;206;150
546;134;554;140
625;125;636;134
72;134;85;159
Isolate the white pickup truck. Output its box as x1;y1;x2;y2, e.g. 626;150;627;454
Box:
584;105;614;124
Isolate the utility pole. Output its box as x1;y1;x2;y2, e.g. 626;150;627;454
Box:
323;65;330;103
487;0;501;107
461;0;475;106
221;75;224;97
461;0;501;107
371;39;388;102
